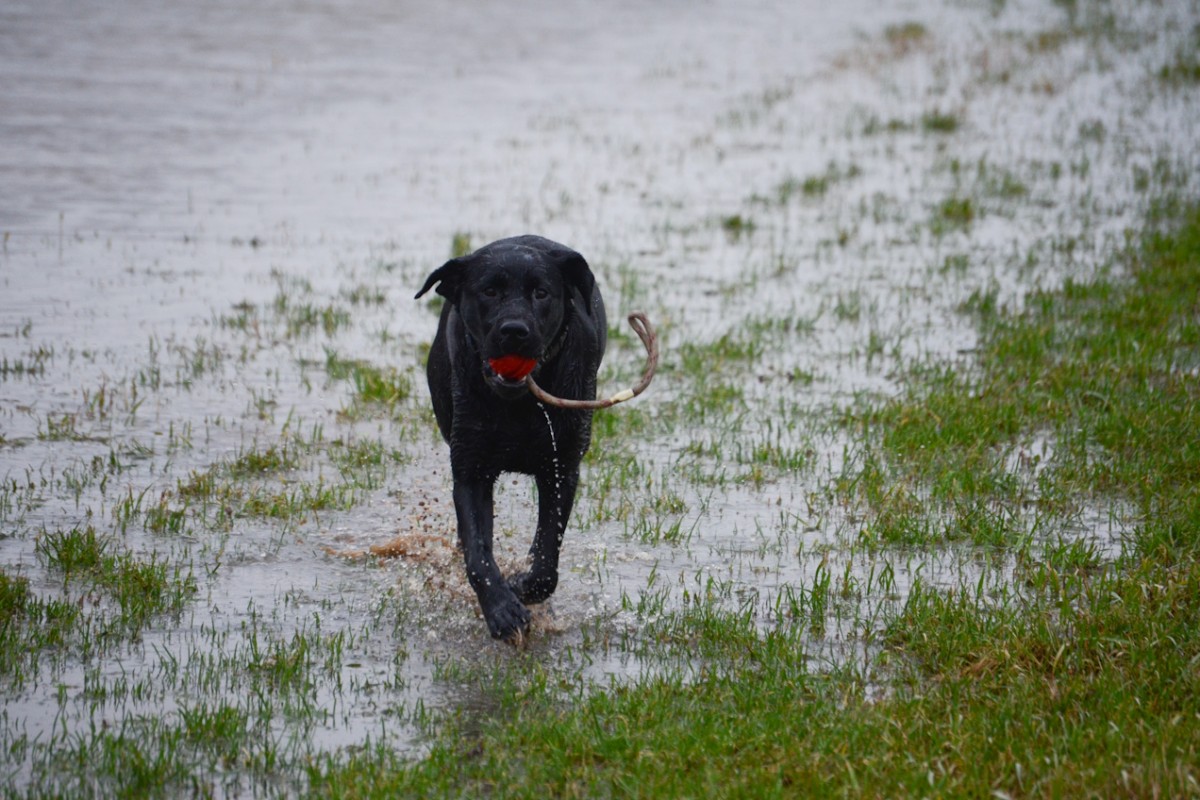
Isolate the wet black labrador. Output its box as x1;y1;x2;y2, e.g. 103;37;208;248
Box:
415;235;606;640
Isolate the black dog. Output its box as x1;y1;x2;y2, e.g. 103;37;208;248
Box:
415;235;606;640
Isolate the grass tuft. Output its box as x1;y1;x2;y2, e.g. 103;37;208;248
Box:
921;109;960;133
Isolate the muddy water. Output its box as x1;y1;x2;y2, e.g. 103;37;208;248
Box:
2;0;1198;784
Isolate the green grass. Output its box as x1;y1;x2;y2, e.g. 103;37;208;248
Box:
35;526;197;621
341;284;387;306
329;437;407;487
240;480;357;520
1159;37;1200;86
921;109;960;134
323;349;413;414
303;201;1200;798
37;412;94;442
862;116;913;135
0;346;52;378
931;195;976;233
348;363;412;406
149;425;405;534
770;163;862;203
0;574;82;683
450;231;473;258
885;21;928;49
1160;60;1200;84
1;528;197;687
719;214;756;239
2;8;1196;795
229;442;303;478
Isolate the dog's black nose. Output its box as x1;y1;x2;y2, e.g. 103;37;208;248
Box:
499;320;530;340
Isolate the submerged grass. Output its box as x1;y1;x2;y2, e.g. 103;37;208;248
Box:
324;349;414;414
306;202;1200;796
1;528;196;688
3;6;1197;796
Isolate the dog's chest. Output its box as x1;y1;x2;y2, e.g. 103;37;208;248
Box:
459;403;580;474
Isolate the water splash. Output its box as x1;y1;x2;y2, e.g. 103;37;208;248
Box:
537;402;564;510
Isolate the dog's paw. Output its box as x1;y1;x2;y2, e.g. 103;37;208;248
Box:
507;570;557;605
484;594;532;641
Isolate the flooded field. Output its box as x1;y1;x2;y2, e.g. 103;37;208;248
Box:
2;0;1198;794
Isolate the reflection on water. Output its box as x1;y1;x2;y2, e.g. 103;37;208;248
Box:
0;0;1196;790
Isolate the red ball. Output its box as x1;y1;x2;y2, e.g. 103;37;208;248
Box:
489;355;537;381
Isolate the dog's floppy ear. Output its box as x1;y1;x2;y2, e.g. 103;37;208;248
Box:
551;248;596;307
415;257;467;303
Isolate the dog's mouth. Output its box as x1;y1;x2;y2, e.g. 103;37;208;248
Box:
483;354;538;394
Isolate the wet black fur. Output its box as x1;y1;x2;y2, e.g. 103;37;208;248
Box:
415;235;606;640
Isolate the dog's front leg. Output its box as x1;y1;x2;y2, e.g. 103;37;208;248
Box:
452;477;531;639
508;467;579;605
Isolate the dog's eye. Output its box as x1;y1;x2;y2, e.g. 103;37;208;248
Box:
482;287;500;299
533;288;550;300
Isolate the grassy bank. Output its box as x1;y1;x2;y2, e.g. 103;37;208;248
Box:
307;204;1200;797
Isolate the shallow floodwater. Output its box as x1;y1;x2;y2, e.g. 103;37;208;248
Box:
2;0;1197;791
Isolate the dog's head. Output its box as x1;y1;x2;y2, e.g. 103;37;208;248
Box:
416;235;596;397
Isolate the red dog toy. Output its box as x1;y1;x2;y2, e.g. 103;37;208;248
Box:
489;355;538;381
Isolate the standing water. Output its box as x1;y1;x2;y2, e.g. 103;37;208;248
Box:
1;0;1197;794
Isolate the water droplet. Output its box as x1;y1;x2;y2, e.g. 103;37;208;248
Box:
537;401;562;493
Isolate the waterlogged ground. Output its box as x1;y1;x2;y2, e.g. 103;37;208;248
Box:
2;0;1198;794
